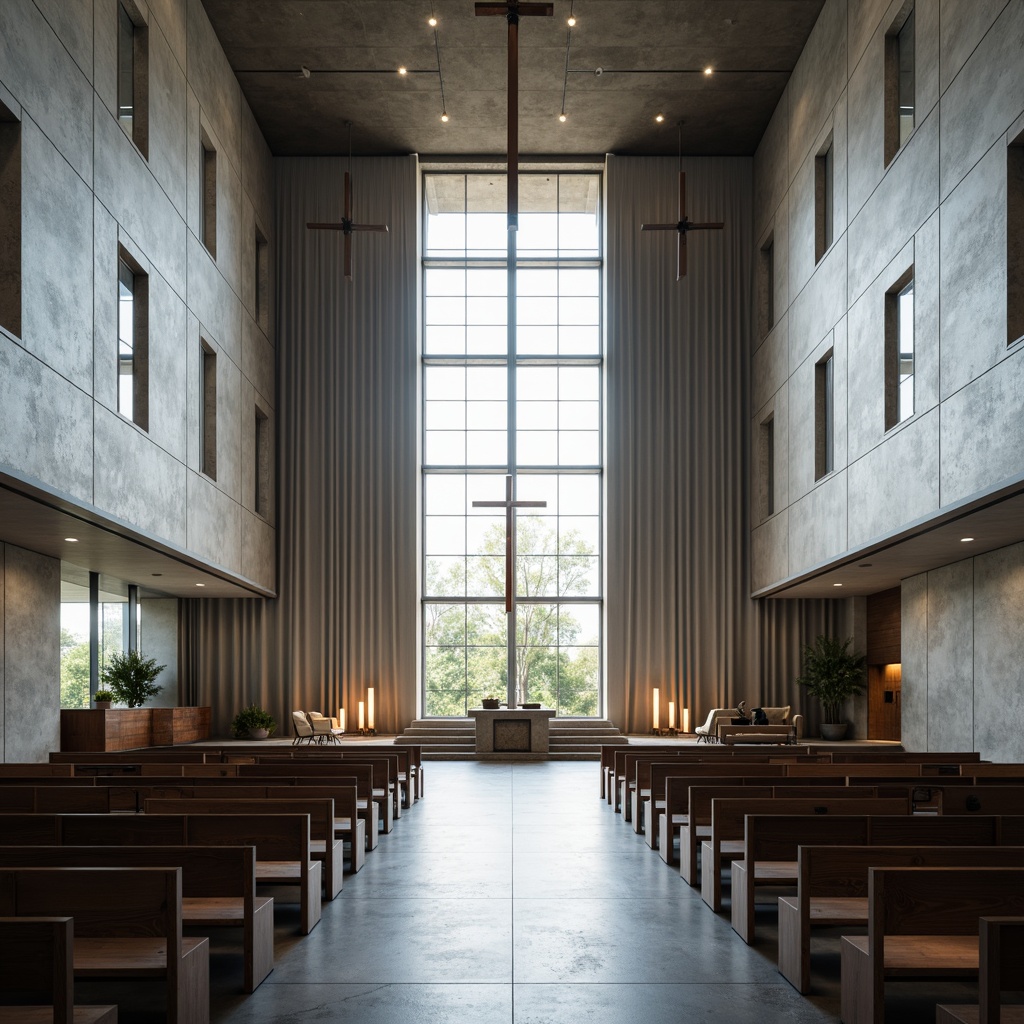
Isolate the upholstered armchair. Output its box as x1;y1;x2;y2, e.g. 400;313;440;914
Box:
292;710;315;745
306;711;343;744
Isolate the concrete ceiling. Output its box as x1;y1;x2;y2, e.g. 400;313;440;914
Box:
200;0;827;157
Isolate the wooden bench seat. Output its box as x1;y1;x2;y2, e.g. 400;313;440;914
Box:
144;796;343;901
936;916;1024;1024
841;867;1024;1024
0;845;273;994
734;819;1023;947
700;795;909;912
779;840;1024;993
0;867;208;1024
0;916;117;1024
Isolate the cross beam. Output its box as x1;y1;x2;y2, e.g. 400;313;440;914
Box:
475;1;554;231
472;475;546;614
306;171;389;280
641;171;724;280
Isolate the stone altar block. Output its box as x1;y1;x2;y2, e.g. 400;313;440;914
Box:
468;707;557;755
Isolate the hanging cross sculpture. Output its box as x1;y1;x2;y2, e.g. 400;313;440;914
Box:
472;476;546;614
306;123;389;281
641;171;725;280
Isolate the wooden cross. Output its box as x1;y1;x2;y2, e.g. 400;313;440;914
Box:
472;475;547;613
306;124;389;280
475;1;554;231
641;171;724;280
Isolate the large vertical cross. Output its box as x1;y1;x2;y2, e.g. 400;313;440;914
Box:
474;1;554;232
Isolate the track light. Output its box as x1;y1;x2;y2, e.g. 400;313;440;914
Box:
559;112;567;122
441;111;449;122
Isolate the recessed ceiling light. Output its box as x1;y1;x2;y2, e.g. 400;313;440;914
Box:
440;112;449;123
833;583;843;587
559;112;567;122
397;66;407;76
567;14;576;26
655;113;665;123
960;537;974;542
65;537;78;542
704;66;714;76
428;15;437;27
195;583;206;587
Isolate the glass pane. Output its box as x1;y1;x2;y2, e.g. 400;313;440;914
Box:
466;430;507;464
466;514;504;553
425;516;465;555
559;401;600;430
559;430;600;465
518;213;558;254
466;366;507;401
467;296;505;326
424;326;465;355
425;366;465;401
557;644;599;715
467;604;508;646
424;475;466;515
560;555;599;596
117;3;134;130
519;555;559;597
466;269;507;296
518;325;558;355
118;260;134;419
518;296;558;325
466;325;506;355
424;430;465;465
559;296;599;325
425;268;465;296
559;267;599;296
60;579;92;709
425;557;466;597
516;401;557;430
559;366;599;401
517;515;556;556
558;475;600;516
898;9;915;146
425;296;466;326
424;603;466;646
559;516;599;555
518;366;557;400
517;431;558;465
559;604;600;645
425;401;465;430
559;325;600;356
467;556;505;597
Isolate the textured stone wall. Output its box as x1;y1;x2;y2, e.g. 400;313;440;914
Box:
902;542;1024;761
0;0;275;590
1;543;60;762
751;0;1024;591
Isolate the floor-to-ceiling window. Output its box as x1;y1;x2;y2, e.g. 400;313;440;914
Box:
421;171;603;717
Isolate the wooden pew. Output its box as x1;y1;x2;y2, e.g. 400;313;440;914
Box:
144;797;343;901
700;795;910;912
936;916;1024;1024
654;770;844;863
0;866;209;1024
0;916;117;1023
0;845;273;994
144;782;365;872
940;786;1024;815
841;867;1024;1024
236;763;391;836
54;811;322;936
733;817;1023;945
0;763;75;777
0;787;111;814
777;836;1024;994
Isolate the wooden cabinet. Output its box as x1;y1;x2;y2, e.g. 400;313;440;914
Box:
60;707;211;752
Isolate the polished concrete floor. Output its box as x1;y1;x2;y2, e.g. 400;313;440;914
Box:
83;761;979;1023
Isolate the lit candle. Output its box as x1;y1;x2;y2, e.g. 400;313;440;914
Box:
682;707;690;734
367;687;375;731
653;687;660;731
358;701;365;731
338;708;346;732
668;701;675;730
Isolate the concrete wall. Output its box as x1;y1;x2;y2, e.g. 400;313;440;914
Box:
140;597;178;707
751;0;1024;591
1;543;60;762
0;0;276;589
902;541;1024;761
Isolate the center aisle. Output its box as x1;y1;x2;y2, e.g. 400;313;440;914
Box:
213;761;840;1024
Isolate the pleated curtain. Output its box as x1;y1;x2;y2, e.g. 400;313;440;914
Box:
180;155;419;736
605;155;850;733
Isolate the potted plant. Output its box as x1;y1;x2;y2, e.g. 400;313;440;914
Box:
100;650;165;708
231;704;277;740
93;689;114;710
481;695;501;709
796;635;866;740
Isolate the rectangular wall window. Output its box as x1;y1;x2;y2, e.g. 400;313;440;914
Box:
117;1;148;157
885;5;915;165
1009;133;1024;346
200;131;217;257
815;351;834;480
117;250;148;430
758;235;775;339
815;138;834;263
885;270;915;429
422;171;603;718
200;340;217;479
255;405;270;518
255;223;269;333
0;100;20;337
760;416;775;519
